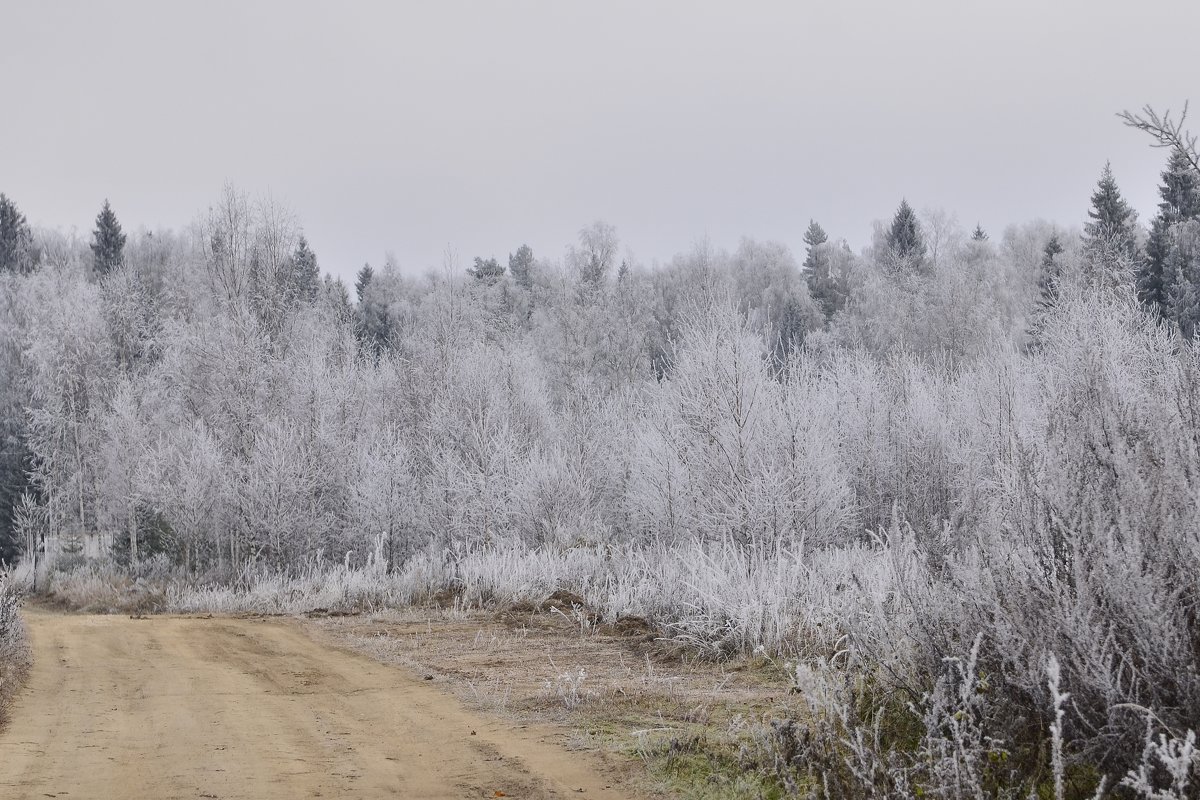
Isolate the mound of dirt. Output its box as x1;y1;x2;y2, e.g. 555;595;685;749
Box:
539;589;588;611
607;615;655;637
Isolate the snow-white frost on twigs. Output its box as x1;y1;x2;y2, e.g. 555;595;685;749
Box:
0;574;31;714
1123;722;1198;800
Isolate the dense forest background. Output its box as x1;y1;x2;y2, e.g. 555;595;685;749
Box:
2;144;1196;570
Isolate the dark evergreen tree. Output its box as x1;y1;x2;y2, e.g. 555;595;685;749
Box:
971;223;988;241
468;256;505;283
0;369;31;563
1038;234;1064;312
90;199;127;276
802;220;843;322
355;274;393;360
1028;233;1065;345
770;295;813;366
885;199;927;272
323;274;353;323
355;264;374;304
0;193;33;274
508;244;534;290
1167;221;1200;338
1141;150;1200;319
1082;162;1140;276
802;220;828;269
291;236;320;303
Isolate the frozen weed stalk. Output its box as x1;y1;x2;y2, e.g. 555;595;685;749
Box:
549;602;596;637
1122;717;1198;800
545;656;591;709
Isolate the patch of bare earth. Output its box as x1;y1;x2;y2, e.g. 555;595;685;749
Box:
305;597;810;798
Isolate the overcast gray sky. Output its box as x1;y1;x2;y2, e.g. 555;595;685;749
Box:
2;0;1198;281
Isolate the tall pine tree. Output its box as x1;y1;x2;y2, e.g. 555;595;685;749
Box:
290;237;320;303
885;199;927;273
1028;233;1065;345
803;220;843;322
90;199;127;276
1082;162;1140;281
1167;221;1200;338
1141;150;1200;319
802;219;828;265
0;193;33;273
355;263;374;304
1038;234;1064;312
508;244;535;290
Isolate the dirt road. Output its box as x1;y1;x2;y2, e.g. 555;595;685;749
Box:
0;608;635;799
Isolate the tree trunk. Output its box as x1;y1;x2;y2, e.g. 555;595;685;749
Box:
129;503;139;569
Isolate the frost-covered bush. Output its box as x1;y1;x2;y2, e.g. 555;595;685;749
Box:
0;574;31;720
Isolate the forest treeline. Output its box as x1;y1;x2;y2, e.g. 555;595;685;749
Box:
1;150;1195;568
2;108;1200;796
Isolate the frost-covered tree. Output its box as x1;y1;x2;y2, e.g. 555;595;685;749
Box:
885;199;927;274
508;244;534;290
1041;231;1063;281
572;221;617;287
1141;150;1200;320
1082;162;1140;282
322;274;352;323
802;220;845;322
1028;233;1065;342
1167;220;1200;338
90;200;126;277
0;194;33;274
355;262;399;359
290;236;320;303
468;256;505;284
354;263;373;304
971;223;988;241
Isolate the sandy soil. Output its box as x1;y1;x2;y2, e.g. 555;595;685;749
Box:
308;606;796;730
0;607;637;799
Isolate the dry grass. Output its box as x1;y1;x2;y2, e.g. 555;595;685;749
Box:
305;601;813;798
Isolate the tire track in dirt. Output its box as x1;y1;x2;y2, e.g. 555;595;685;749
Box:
0;608;635;799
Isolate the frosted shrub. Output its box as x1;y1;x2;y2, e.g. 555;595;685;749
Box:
1123;724;1198;800
0;574;31;715
546;665;592;709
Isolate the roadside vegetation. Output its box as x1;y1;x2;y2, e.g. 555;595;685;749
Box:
0;575;30;727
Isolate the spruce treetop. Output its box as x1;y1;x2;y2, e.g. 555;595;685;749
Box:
508;244;534;290
292;236;320;302
90;199;127;276
802;220;829;275
886;199;927;269
803;220;828;250
1158;149;1200;222
355;264;374;304
1083;162;1139;261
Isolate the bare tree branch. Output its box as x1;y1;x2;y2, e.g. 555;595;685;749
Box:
1118;102;1200;177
